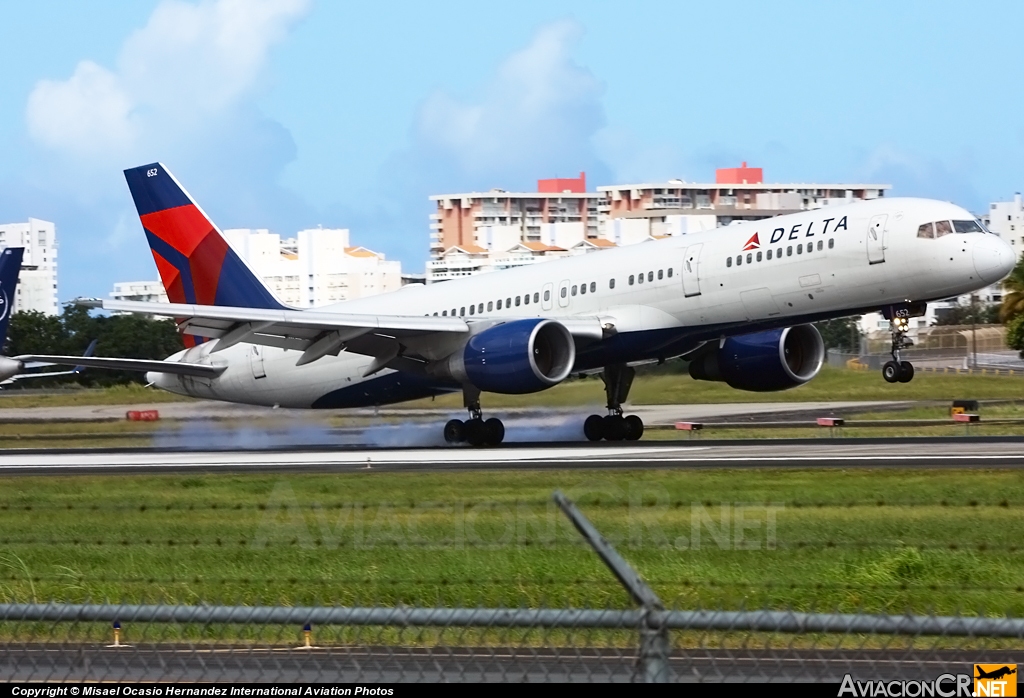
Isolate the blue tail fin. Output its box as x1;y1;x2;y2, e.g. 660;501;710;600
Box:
0;248;24;349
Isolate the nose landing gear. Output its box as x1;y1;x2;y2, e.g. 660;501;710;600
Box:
444;385;505;446
584;365;645;441
882;316;915;383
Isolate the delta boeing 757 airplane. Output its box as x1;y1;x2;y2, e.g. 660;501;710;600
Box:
53;163;1016;446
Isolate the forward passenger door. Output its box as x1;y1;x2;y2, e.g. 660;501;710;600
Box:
867;215;886;264
682;243;703;297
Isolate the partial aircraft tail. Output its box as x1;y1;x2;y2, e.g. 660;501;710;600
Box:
0;247;25;350
123;163;287;314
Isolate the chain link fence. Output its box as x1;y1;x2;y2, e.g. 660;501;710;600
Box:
0;492;1020;683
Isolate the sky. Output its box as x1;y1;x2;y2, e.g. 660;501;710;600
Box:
1;0;1023;303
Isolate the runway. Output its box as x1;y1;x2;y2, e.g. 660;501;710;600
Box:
2;437;1024;474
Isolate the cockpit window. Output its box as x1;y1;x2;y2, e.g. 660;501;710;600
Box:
953;219;984;234
935;220;952;237
917;222;935;239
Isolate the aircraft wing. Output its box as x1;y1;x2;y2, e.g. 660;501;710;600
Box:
12;355;224;378
81;299;607;369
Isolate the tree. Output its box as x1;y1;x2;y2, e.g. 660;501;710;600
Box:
814;317;861;353
1007;313;1024;358
1000;252;1024;322
3;308;183;387
933;302;1000;326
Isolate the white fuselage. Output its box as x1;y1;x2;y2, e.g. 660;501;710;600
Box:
150;197;1014;409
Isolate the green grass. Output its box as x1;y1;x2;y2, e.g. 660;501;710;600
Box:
0;469;1021;618
0;384;193;409
2;365;1022;411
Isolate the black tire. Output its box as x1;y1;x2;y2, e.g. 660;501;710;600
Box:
603;415;626;441
584;414;604;441
882;361;900;383
898;361;915;383
465;418;487;447
623;415;644;441
484;418;505;445
443;419;465;444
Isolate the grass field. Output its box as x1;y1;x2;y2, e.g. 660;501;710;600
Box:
2;365;1023;411
0;468;1020;618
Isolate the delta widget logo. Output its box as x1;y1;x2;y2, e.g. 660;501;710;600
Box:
742;233;760;251
975;664;1017;697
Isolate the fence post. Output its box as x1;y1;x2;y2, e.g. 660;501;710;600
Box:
553;490;672;682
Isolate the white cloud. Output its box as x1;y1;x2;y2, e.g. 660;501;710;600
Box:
25;0;309;158
412;19;607;183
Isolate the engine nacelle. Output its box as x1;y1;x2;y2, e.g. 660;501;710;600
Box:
0;357;23;383
430;318;575;394
689;325;824;392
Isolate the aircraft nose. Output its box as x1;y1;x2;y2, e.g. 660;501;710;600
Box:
973;235;1016;284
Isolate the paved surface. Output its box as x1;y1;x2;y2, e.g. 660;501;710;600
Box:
0;399;909;424
0;644;1006;682
2;439;1024;475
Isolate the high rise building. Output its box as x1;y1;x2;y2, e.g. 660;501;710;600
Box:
0;218;59;315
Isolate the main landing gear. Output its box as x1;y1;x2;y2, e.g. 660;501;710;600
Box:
882;316;915;384
584;365;645;442
444;385;505;447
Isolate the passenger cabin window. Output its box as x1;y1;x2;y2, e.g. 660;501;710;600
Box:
571;285;577;296
787;246;793;256
935;220;953;237
953;219;985;234
478;303;483;313
648;271;654;282
797;244;803;254
524;294;530;305
460;307;465;315
767;249;773;260
543;290;550;301
590;282;596;292
515;296;521;306
727;257;733;268
579;283;586;295
442;310;447;316
737;255;742;266
609;279;616;289
533;292;539;303
487;301;493;312
497;299;502;309
817;240;823;251
638;272;644;283
657;270;664;280
507;297;512;307
756;251;762;262
629;275;635;285
917;222;935;239
469;305;475;315
667;268;673;278
746;253;752;263
560;287;567;298
828;238;834;249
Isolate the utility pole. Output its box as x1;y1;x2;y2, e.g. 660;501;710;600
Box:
971;293;978;369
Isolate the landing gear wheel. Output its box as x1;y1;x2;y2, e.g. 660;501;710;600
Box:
602;415;626;441
882;361;900;384
483;418;505;445
898;361;915;383
584;415;604;442
464;418;486;447
623;415;644;441
444;419;465;444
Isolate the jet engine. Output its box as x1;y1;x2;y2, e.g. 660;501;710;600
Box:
429;318;575;394
0;357;23;383
688;325;824;392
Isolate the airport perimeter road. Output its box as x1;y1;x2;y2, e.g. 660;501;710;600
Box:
2;439;1024;475
0;644;1006;682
